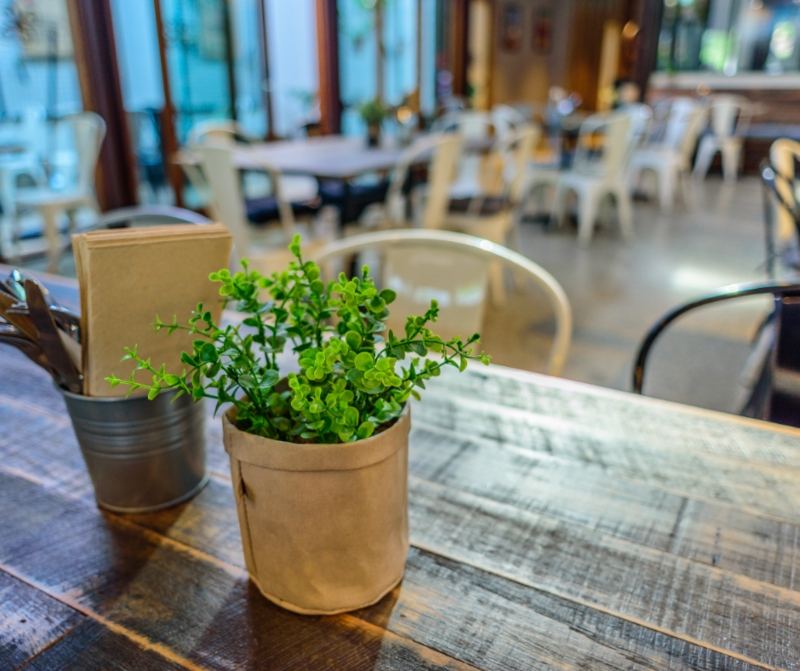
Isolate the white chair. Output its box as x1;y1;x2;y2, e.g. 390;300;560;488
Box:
313;229;572;376
491;104;526;140
766;138;800;270
432;110;495;200
197;143;328;268
187;119;257;145
551;111;635;245
362;134;463;230
444;124;540;246
13;112;106;271
693;95;751;182
629;98;706;210
442;125;540;303
0;108;48;231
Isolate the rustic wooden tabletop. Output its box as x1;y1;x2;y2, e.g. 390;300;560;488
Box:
2;276;800;669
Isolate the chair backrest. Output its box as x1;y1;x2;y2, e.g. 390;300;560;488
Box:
188;119;254;146
385;133;463;228
663;98;707;165
769;138;800;246
619;103;652;149
497;124;540;204
92;205;211;229
64;112;106;196
708;95;749;138
432;110;494;140
197;143;294;259
632;279;800;427
491;104;526;139
573;112;632;178
313;229;572;375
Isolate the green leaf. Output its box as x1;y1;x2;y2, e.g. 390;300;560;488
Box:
356;421;375;440
380;288;397;304
344;331;362;350
354;352;373;371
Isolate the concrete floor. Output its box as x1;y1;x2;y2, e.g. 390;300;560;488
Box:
8;176;773;413
483;176;772;412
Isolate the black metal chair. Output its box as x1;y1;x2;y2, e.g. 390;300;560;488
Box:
632;280;800;427
760;158;800;277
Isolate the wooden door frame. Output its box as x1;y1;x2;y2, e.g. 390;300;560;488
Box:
153;0;184;207
67;0;138;210
316;0;341;134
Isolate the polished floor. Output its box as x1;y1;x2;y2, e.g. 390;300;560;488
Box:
486;176;772;412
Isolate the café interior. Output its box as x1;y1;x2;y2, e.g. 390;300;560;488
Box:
1;1;800;669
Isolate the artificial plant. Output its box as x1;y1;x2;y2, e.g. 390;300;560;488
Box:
108;236;488;444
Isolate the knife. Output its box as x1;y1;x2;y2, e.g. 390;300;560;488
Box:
24;279;83;393
0;322;54;375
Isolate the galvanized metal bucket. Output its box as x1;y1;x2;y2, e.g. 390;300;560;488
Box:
61;388;207;513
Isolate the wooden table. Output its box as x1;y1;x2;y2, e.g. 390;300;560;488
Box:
175;136;409;181
3;278;800;669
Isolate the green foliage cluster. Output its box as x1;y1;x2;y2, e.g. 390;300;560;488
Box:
357;97;390;125
107;236;488;444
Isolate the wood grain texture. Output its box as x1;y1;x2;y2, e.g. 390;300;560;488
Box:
3;317;800;669
0;571;82;668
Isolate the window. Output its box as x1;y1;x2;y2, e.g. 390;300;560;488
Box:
658;0;800;74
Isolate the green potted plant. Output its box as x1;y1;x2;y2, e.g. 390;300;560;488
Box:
358;97;390;147
108;236;487;615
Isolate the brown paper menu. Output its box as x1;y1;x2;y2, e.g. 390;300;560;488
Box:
73;224;233;397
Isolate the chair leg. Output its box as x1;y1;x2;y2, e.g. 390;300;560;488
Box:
616;189;634;240
41;205;63;273
550;184;568;229
658;165;676;211
721;142;740;182
577;191;599;246
693;138;716;179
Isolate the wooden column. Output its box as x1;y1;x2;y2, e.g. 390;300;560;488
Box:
450;0;469;97
256;0;277;139
67;0;138;210
631;0;664;100
316;0;341;134
222;0;238;121
153;0;184;206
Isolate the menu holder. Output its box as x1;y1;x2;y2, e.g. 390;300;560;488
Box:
73;224;233;397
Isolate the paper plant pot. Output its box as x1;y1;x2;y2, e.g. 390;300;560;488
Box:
222;407;410;615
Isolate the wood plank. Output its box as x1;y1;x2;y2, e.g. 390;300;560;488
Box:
0;571;83;669
0;471;762;671
408;424;800;590
21;619;188;671
407;477;800;671
0;470;475;671
430;367;800;459
412;392;800;520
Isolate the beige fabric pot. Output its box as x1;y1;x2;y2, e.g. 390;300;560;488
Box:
222;407;410;615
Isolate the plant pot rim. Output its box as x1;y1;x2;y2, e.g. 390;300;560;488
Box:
222;405;410;472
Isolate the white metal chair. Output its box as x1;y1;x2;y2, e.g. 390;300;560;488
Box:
313;229;572;376
551;111;634;245
693;95;751;182
629;98;707;210
491;104;527;140
362;133;463;230
187;119;257;146
0;108;48;230
197;143;328;269
444;124;540;244
13;112;106;271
